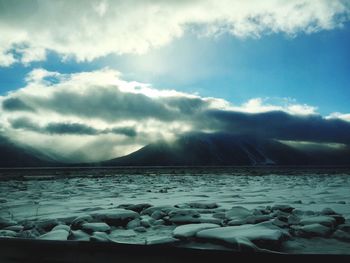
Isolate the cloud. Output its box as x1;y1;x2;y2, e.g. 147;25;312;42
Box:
1;68;350;162
10;117;137;137
0;0;349;66
205;110;350;144
2;97;35;112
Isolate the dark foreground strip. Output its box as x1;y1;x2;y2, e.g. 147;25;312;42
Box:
0;238;348;263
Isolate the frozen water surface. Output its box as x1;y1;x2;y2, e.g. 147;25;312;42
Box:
0;167;349;254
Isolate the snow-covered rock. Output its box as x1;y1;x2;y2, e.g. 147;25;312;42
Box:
39;229;69;240
272;204;294;213
294;223;331;237
287;214;300;225
151;210;166;220
300;216;336;227
244;215;272;224
225;206;251;221
109;229;137;239
0;218;17;228
91;209;139;226
134;226;147;233
338;223;350;233
69;230;90;241
272;218;289;228
0;230;17;238
168;209;201;224
321;208;337;215
4;225;24;232
186;202;218;209
173;223;220;239
329;215;345;226
117;203;152;213
18;229;41;239
36;219;59;232
52;224;70;232
126;218;141;229
71;215;93;229
90;231;110;242
146;236;179;245
196;222;289;250
141;206;173;216
332;229;350;241
82;222;111;233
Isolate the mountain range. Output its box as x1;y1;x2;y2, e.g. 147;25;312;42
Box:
1;133;350;167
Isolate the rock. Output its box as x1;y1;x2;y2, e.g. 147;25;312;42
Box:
332;229;350;241
82;222;111;233
225;206;251;221
91;209;139;226
213;212;226;219
295;223;331;238
292;209;305;216
244;215;272;224
288;215;300;225
21;221;36;230
272;218;288;228
0;230;17;238
146;236;179;245
196;222;289;250
140;218;153;228
71;215;93;230
198;218;222;225
321;208;337;215
109;229;137;239
151;210;166;220
52;224;70;232
153;219;165;226
0;218;17;228
273;210;290;219
227;219;246;226
36;219;59;232
127;218;141;229
173;223;220;239
117;203;152;213
329;215;345;226
168;209;201;224
186;202;218;209
338;223;350;233
4;225;24;232
90;231;110;242
272;204;294;213
19;229;41;239
69;230;90;241
300;216;336;227
39;229;69;241
141;206;173;216
304;210;315;216
134;226;147;233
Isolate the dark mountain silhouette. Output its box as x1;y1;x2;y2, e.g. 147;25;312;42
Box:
1;132;350;167
0;135;57;167
103;133;313;166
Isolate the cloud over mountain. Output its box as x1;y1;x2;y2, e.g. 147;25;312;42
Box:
0;0;349;66
1;68;350;162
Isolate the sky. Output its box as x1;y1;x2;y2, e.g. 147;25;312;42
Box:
1;0;350;162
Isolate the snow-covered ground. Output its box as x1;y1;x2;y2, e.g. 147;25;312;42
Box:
0;168;350;254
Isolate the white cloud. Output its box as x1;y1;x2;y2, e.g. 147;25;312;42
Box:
0;0;349;66
327;112;350;122
0;68;327;162
229;97;317;115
